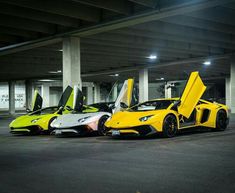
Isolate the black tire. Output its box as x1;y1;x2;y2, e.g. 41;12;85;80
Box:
163;114;178;138
47;116;57;134
215;110;228;131
97;115;109;136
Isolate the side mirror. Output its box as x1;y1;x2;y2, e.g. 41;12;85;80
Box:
171;100;181;111
65;106;73;111
120;102;128;109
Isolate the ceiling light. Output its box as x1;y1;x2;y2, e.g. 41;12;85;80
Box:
109;74;119;77
203;61;211;65
48;70;62;74
39;79;56;82
146;55;157;60
156;77;164;81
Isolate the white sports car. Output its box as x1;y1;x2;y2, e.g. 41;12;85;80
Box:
51;111;111;136
51;79;137;136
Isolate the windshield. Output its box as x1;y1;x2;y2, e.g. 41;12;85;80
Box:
129;100;174;111
30;106;59;115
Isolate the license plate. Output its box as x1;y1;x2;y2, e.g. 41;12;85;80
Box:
112;130;120;136
55;130;62;135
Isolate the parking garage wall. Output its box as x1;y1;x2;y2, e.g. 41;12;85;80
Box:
0;82;26;110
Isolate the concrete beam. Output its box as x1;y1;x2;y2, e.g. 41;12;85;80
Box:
130;20;235;46
161;15;235;35
71;0;131;15
86;33;223;54
0;34;20;43
0;0;101;22
1;0;234;55
0;38;61;56
0;26;38;39
0;14;56;34
82;38;207;56
129;0;156;8
111;29;231;52
0;3;81;28
186;6;235;26
82;53;231;77
76;0;235;37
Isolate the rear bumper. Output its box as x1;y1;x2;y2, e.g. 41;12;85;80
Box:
107;125;157;137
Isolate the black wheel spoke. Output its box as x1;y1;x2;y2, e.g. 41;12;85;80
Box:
163;115;177;138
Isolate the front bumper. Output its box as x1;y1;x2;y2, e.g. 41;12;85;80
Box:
52;126;92;136
107;125;157;137
10;126;41;134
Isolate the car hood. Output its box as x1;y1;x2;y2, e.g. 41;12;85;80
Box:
51;112;111;129
9;114;53;128
105;110;166;128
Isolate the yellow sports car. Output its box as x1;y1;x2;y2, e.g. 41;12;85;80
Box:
9;86;74;134
105;72;229;137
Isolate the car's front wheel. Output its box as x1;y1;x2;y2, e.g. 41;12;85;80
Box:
98;115;109;136
215;110;228;131
163;114;178;138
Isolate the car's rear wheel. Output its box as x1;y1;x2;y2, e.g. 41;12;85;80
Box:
98;115;109;136
215;110;228;131
163;114;178;138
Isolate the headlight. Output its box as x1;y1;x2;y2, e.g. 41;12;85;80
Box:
78;116;91;123
139;115;153;122
31;118;41;123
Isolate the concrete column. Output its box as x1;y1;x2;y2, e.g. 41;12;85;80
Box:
231;57;235;113
112;84;118;101
94;83;101;103
86;86;93;105
9;81;15;115
41;83;50;107
165;82;172;98
139;68;148;102
225;78;231;108
63;37;82;90
25;80;33;110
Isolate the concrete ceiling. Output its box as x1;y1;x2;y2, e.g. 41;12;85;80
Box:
0;0;234;82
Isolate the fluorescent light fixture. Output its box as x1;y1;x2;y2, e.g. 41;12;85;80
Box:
48;70;62;74
109;73;119;77
39;79;56;82
146;55;157;60
156;77;164;81
203;60;211;65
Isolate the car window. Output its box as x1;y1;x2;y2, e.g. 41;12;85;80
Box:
30;107;58;115
130;100;174;111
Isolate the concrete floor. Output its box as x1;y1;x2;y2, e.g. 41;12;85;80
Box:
0;116;235;193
